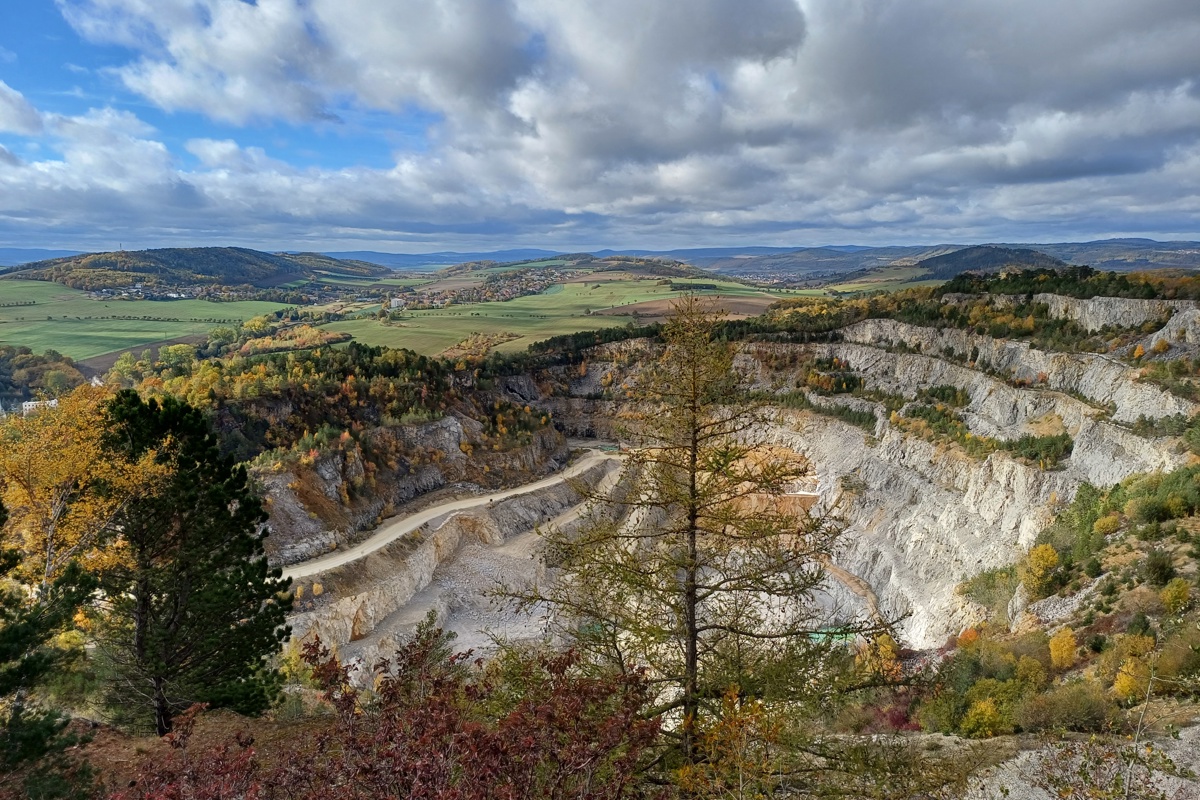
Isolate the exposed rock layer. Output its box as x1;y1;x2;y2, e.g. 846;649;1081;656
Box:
259;417;567;567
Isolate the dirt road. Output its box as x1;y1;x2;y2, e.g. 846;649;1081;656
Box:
283;449;621;580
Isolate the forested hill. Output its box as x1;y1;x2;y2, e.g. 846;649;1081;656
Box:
4;247;391;289
915;245;1069;279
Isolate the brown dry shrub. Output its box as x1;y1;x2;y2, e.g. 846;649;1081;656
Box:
1015;681;1121;733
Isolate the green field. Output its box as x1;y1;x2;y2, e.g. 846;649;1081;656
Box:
323;279;783;356
0;280;290;360
825;266;942;294
313;274;430;288
0;274;787;362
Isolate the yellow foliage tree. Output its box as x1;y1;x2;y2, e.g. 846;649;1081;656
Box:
0;385;169;587
1160;577;1191;615
1132;344;1146;359
1022;544;1060;599
1049;627;1077;672
1092;514;1120;536
857;631;903;680
1015;655;1048;689
1112;657;1151;703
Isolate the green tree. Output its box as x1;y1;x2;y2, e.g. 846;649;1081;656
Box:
155;344;196;375
93;391;291;735
516;296;885;779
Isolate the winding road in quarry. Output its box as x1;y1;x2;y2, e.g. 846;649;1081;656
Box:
283;448;622;581
283;442;881;647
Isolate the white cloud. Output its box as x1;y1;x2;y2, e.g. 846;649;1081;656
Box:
0;0;1196;248
0;81;44;135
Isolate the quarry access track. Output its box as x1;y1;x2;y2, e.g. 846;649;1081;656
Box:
283;448;621;581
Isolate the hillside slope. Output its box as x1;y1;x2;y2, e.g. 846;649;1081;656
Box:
916;245;1068;279
6;247;390;289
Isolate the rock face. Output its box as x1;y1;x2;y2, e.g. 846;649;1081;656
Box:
840;319;1197;422
259;416;568;567
274;305;1194;655
760;413;1074;647
942;292;1195;332
542;318;1191;649
286;456;619;673
1146;307;1200;346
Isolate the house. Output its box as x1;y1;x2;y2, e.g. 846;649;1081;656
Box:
21;398;59;417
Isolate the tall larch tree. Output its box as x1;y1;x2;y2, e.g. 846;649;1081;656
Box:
516;296;883;770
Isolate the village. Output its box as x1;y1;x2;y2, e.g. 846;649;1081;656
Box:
385;266;582;312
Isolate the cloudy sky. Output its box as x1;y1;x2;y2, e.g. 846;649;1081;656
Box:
2;0;1200;253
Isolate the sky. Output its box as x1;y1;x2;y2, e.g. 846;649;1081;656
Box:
2;1;1200;253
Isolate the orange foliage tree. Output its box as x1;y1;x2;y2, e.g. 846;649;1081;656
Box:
0;385;168;588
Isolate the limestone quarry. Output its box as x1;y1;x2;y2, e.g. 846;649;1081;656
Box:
265;292;1194;667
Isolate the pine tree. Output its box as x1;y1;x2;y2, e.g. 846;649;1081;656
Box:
517;295;878;766
94;391;292;735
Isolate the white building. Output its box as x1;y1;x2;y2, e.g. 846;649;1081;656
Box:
20;399;59;416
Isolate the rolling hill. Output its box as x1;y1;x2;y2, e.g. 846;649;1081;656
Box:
3;247;391;289
915;245;1068;279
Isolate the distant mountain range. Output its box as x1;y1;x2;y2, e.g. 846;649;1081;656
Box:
2;239;1199;284
321;249;563;269
995;239;1200;271
0;248;83;267
661;241;1200;278
324;240;1200;275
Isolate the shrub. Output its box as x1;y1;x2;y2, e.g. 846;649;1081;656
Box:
1159;577;1191;615
1126;612;1153;637
1142;550;1176;587
1096;634;1157;684
1156;625;1200;684
1049;627;1077;672
960;698;1010;738
111;625;660;800
916;691;961;735
1112;657;1151;703
1014;655;1047;690
1015;681;1120;733
960;567;1018;623
1092;514;1120;536
999;432;1074;468
1008;630;1051;670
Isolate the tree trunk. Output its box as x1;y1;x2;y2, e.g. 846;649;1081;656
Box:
153;677;172;736
682;411;700;763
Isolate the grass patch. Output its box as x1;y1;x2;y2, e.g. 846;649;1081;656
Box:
960;566;1019;623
